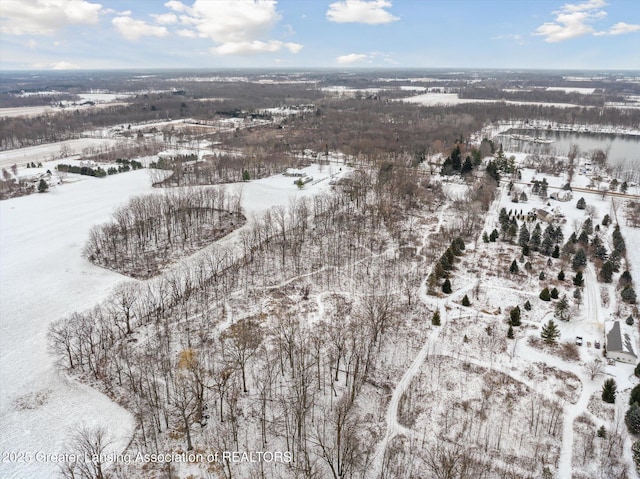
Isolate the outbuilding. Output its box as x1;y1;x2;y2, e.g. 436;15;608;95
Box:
606;321;637;364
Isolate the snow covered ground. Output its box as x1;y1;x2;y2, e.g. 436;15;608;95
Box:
0;139;125;168
0;172;157;479
0;160;348;479
400;92;584;108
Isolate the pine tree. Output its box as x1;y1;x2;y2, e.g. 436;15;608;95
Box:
483;231;490;243
524;300;532;311
572;249;587;271
462;294;471;307
602;378;617;403
442;279;452;294
627;315;635;326
539;271;546;281
550;287;559;299
576;197;586;209
541;319;560;344
558;270;565;281
630;385;640;406
619;270;633;289
551;245;560;258
555;295;569;320
510;306;521;326
37;179;48;193
622;286;637;304
627;403;640;434
599;261;615;283
602;214;611;226
573;271;585;287
540;288;551;301
597;426;607;438
518;223;530;247
530;224;542;251
509;260;519;274
507;325;514;339
432;310;441;326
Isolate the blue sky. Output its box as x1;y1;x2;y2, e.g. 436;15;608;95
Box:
0;0;639;70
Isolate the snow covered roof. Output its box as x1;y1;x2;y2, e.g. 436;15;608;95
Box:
607;321;637;358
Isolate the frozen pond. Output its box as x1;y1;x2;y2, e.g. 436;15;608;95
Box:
498;129;640;166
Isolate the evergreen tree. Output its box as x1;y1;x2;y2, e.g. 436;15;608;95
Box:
619;270;633;289
635;363;640;379
518;223;530;247
462;294;471;307
507;325;514;339
571;249;587;271
613;225;626;254
577;230;590;245
530;224;542;251
489;229;499;242
524;300;532;311
442;279;452;294
555;295;569;320
599;261;615;283
539;271;546;281
509;260;519;274
510;306;521;326
622;286;637;304
602;378;617;403
541;226;555;256
522;244;530;256
553;225;564;244
432;310;441;326
540;288;551;301
541;319;560;343
573;271;585;287
550;287;559;299
558;270;565;281
37;179;48;193
551;245;560;258
483;231;490;243
627;403;640;434
597;425;607;438
630;384;640;406
582;217;593;235
627;315;635;326
602;214;610;226
576;197;586;209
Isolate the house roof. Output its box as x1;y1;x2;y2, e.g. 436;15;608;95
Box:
607;321;637;357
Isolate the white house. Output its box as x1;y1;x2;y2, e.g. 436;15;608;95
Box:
606;321;637;364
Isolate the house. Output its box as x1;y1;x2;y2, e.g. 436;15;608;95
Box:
606;321;637;364
534;208;555;224
550;191;573;202
283;168;306;177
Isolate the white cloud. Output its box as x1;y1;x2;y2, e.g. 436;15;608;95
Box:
112;16;169;41
212;40;302;56
595;21;640;35
533;0;639;42
0;0;102;36
151;13;178;25
164;0;192;14
27;39;38;49
327;0;398;25
336;53;370;65
176;29;197;38
165;0;300;55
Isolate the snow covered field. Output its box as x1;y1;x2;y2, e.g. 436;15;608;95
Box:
0;138;125;168
0;172;156;479
400;92;585;108
0;161;346;479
